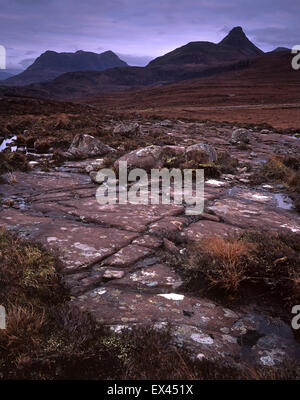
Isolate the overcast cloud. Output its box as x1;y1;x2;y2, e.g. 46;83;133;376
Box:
1;0;299;72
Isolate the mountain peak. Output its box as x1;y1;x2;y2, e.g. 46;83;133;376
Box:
229;26;244;35
3;49;128;86
219;26;263;57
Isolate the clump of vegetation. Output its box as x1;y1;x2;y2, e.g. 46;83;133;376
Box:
262;155;290;181
164;150;239;178
287;171;300;193
164;155;222;179
0;228;65;308
252;154;300;193
0;151;30;174
173;236;251;293
216;151;239;174
166;231;300;307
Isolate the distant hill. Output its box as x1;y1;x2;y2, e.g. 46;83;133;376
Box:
272;47;291;52
0;27;270;99
3;50;128;86
0;71;13;80
86;51;299;113
148;26;263;67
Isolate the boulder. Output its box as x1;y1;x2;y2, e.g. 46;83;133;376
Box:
114;145;164;171
162;145;186;158
185;143;217;163
67;134;115;159
112;122;141;136
230;128;251;144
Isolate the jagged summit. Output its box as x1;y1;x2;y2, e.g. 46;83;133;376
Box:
219;26;264;57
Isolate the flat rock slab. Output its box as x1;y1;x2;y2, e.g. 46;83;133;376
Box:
132;235;162;248
105;263;183;291
148;216;187;235
104;244;153;267
72;287;300;365
0;171;90;199
0;208;138;271
43;198;185;232
208;197;300;233
184;220;242;241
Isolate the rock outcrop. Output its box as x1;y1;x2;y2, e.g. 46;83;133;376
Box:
67;134;115;159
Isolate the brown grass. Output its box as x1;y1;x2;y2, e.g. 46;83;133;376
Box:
182;236;251;292
0;151;30;174
166;231;300;306
253;154;300;194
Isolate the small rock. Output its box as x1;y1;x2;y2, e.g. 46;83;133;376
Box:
191;333;214;345
230;128;251;144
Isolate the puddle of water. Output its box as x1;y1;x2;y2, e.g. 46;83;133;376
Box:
226;186;294;211
273;193;294;210
0;136;17;152
238;311;300;365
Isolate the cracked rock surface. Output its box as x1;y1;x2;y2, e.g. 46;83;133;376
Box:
1;119;300;367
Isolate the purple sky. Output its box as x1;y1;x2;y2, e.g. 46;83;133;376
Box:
1;0;299;72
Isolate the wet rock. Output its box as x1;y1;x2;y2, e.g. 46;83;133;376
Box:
114;145;164;171
185;143;217;163
230;128;251;144
67;133;115;159
207;193;300;233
